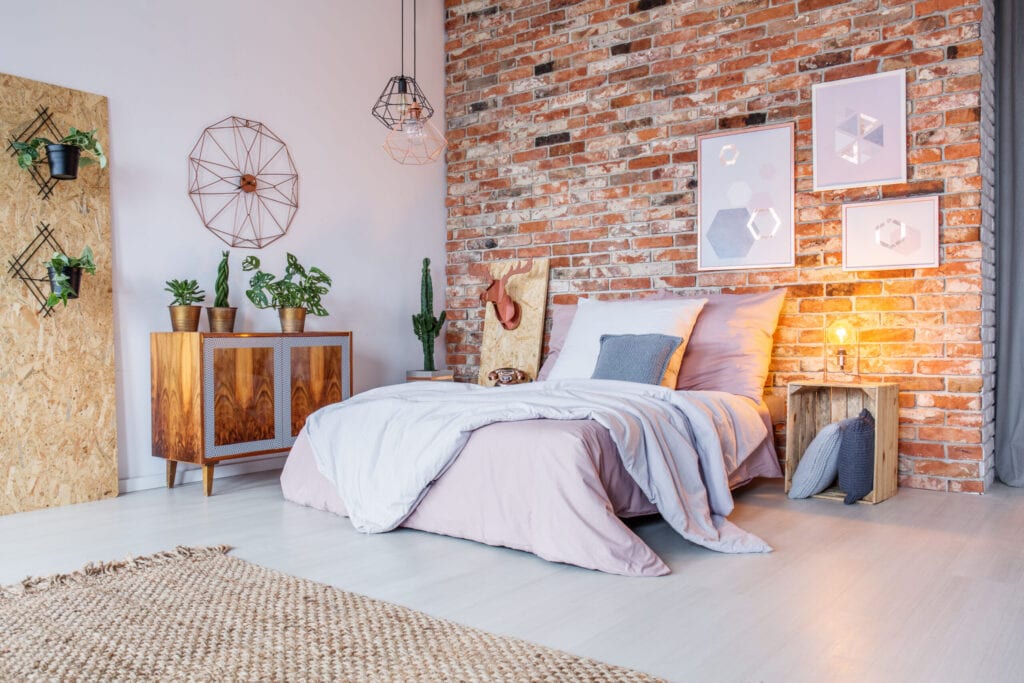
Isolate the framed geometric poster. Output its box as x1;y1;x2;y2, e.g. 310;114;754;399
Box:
842;196;939;271
812;70;907;191
697;122;795;271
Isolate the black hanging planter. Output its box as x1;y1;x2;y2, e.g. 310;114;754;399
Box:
45;143;80;180
47;265;83;300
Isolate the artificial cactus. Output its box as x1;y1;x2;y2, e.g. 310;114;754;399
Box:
412;257;446;371
214;251;230;307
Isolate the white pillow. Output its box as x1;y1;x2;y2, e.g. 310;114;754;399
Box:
546;297;708;380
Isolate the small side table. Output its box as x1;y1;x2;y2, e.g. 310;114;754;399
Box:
785;381;899;504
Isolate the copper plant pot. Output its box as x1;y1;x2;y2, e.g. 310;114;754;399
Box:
169;305;202;332
206;306;237;333
278;307;306;333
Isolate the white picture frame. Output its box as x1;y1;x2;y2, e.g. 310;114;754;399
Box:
812;69;907;191
697;123;795;271
842;196;940;271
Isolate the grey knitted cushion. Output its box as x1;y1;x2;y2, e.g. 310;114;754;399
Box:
837;408;876;504
591;334;683;385
788;422;843;499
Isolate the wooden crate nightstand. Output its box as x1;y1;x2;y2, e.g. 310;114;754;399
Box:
785;381;899;504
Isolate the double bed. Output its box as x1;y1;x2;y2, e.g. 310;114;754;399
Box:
281;289;787;576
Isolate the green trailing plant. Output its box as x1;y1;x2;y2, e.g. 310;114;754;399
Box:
213;251;231;307
43;246;97;308
411;257;445;372
165;279;206;306
12;127;107;171
241;253;332;316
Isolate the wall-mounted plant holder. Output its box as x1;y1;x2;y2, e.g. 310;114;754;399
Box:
7;222;67;317
5;105;63;200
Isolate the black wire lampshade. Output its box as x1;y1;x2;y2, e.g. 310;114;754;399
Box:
372;75;436;130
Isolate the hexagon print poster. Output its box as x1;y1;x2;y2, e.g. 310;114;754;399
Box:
842;196;939;271
697;123;794;271
812;70;907;191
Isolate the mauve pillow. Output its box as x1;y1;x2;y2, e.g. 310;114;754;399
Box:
591;334;685;387
649;289;786;402
537;303;575;381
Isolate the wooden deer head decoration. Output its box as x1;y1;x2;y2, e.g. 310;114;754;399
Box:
478;259;533;331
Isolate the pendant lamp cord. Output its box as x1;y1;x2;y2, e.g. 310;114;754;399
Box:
400;0;405;75
413;0;417;82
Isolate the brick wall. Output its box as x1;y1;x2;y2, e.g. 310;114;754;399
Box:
443;0;994;492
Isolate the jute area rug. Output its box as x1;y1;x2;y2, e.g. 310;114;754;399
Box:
0;546;662;682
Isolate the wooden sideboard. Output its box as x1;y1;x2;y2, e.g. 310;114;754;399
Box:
151;332;352;495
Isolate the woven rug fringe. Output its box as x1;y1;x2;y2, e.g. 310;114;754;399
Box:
1;545;233;598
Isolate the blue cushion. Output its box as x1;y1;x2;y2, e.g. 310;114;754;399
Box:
837;408;876;504
590;334;684;386
789;422;843;499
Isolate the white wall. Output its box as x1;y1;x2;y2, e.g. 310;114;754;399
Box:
0;1;448;489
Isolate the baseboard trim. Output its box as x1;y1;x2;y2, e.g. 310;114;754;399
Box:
118;455;287;494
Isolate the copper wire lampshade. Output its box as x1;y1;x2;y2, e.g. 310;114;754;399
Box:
372;0;446;165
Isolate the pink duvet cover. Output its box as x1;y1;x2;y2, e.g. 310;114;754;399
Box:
280;405;780;577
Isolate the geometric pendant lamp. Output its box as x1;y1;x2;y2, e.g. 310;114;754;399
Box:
187;116;299;248
371;0;446;165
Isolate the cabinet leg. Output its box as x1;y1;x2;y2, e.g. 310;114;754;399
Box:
202;464;214;497
166;461;178;489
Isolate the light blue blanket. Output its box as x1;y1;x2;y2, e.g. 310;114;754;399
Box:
305;379;771;554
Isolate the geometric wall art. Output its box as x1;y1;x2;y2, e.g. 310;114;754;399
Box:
697;122;795;271
187;116;299;249
812;70;907;191
842;195;939;271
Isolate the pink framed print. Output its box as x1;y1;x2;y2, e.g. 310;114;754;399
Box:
842;196;940;271
697;122;795;271
812;70;907;192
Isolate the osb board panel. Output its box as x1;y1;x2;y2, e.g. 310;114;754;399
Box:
0;72;116;515
478;259;549;385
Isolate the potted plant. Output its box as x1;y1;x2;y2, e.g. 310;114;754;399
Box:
43;246;97;308
165;279;206;332
206;251;237;333
12;127;107;180
410;257;447;378
242;253;331;333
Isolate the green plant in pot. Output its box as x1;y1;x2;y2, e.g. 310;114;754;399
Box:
411;257;446;375
242;253;332;333
43;246;97;308
206;251;237;333
165;279;206;332
12;127;107;181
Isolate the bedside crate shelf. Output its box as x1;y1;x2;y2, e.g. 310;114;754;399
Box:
785;381;899;504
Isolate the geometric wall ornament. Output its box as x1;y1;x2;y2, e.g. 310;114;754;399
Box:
812;70;907;191
707;208;755;258
835;109;884;165
697;122;795;271
842;196;939;271
187;116;299;249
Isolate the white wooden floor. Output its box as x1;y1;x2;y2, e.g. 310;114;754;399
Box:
2;472;1023;682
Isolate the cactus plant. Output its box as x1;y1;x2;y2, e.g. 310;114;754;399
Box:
214;251;230;307
412;257;446;371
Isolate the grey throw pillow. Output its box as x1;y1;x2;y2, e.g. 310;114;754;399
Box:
591;334;684;386
837;408;876;504
788;422;843;499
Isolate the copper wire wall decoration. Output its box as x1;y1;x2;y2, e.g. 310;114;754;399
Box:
8;222;67;317
187;116;299;249
6;106;63;200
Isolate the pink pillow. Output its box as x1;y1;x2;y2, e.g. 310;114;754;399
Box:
540;290;786;402
649;289;786;401
537;303;575;381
